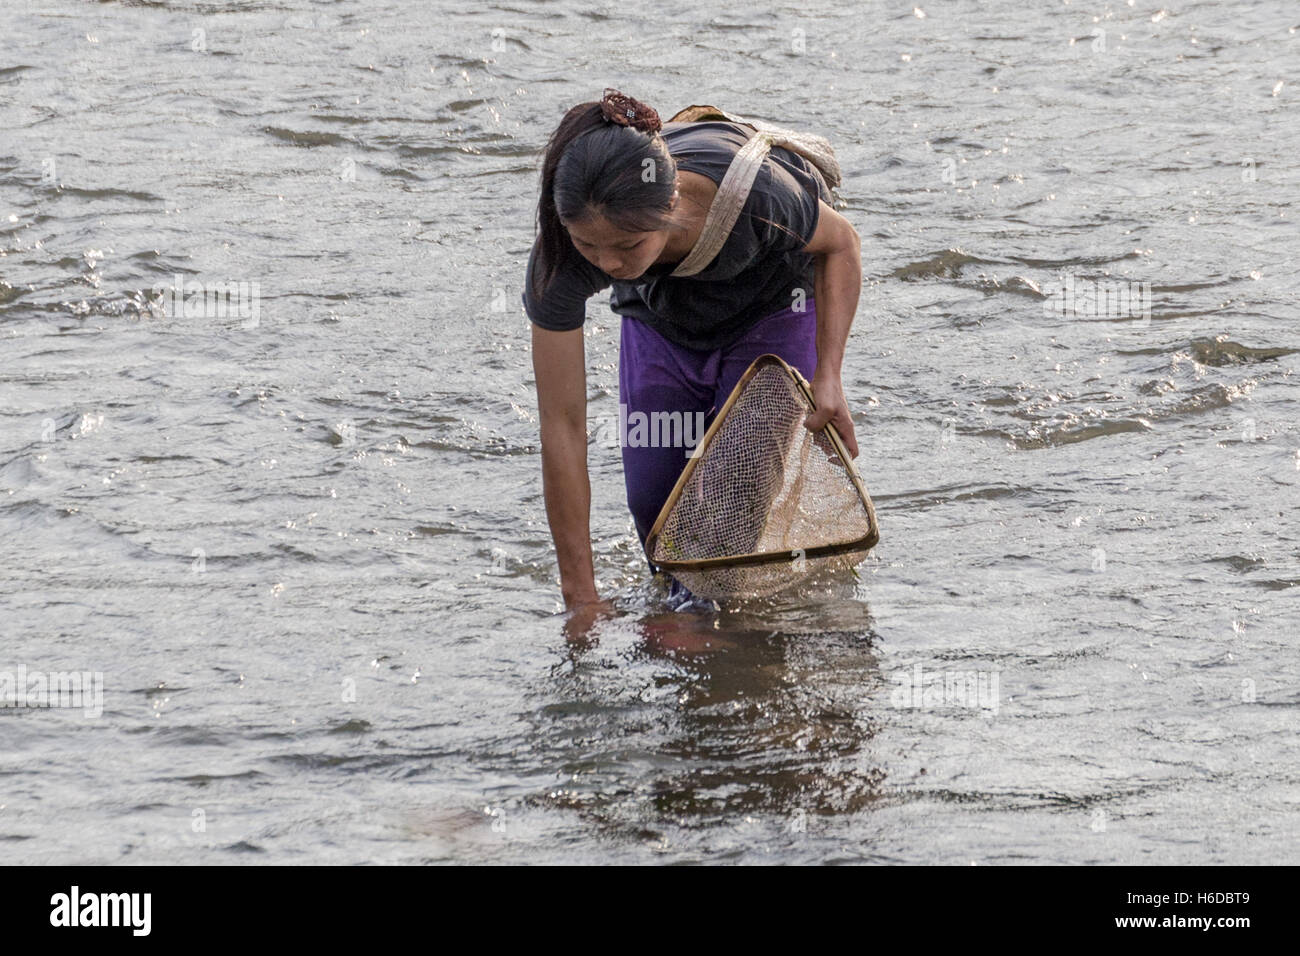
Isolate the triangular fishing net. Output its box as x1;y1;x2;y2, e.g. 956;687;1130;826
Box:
645;354;880;601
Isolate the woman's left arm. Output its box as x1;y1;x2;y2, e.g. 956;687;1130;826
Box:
801;199;862;457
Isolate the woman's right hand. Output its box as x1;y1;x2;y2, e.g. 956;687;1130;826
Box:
562;596;617;644
532;324;599;606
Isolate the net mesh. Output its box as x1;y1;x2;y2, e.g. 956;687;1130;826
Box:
647;355;878;601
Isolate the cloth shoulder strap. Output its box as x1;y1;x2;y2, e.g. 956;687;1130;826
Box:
667;105;840;278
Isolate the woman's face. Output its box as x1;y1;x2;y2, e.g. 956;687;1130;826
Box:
564;199;678;281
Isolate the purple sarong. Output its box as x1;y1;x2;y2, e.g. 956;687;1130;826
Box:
617;299;819;586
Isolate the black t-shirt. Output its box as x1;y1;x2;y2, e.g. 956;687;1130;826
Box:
522;120;831;351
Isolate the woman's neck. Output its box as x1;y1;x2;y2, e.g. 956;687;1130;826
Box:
654;170;716;265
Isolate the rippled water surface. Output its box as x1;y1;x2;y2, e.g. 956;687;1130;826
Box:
1;0;1297;864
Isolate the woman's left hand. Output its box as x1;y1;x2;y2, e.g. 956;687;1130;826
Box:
804;370;859;458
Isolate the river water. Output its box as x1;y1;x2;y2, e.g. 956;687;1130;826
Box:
1;0;1296;864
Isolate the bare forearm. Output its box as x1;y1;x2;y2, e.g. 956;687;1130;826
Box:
813;243;861;377
804;238;863;457
539;419;597;605
531;325;600;608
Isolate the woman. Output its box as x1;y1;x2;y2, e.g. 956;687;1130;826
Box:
524;90;862;621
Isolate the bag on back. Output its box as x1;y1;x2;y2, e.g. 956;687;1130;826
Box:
666;104;842;278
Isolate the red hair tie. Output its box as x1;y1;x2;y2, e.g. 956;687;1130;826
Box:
600;88;662;134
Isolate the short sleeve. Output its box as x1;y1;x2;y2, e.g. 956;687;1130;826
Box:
744;148;823;255
694;147;823;282
521;237;611;332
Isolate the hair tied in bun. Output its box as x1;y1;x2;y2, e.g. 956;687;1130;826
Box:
600;88;662;134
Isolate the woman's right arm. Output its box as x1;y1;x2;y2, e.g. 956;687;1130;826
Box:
531;323;599;609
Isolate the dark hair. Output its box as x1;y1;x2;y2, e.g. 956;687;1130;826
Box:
530;93;688;300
